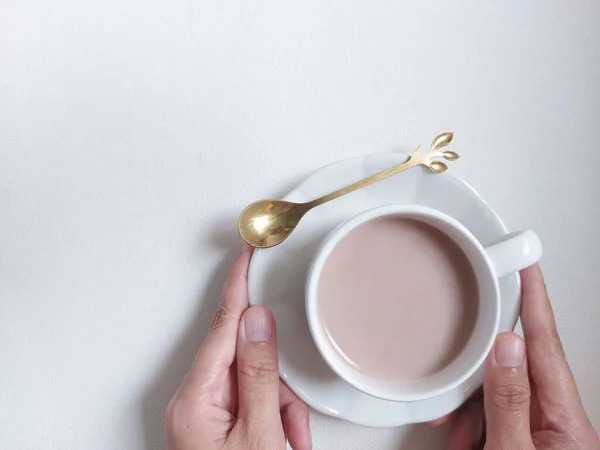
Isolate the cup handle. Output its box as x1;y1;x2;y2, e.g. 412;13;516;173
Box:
484;230;543;278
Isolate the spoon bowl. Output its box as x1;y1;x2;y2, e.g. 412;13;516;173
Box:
238;200;310;248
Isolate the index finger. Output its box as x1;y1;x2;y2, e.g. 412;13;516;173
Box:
183;245;254;392
280;382;312;450
519;264;582;418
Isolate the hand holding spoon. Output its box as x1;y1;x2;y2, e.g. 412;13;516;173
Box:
238;132;459;248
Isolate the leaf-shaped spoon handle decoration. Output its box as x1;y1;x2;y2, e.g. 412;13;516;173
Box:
238;132;459;248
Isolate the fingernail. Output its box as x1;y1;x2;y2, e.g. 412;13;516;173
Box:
244;307;273;342
494;334;525;368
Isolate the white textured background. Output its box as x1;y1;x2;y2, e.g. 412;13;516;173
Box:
1;2;599;449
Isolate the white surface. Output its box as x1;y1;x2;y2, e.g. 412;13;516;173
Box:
249;158;525;426
1;1;599;449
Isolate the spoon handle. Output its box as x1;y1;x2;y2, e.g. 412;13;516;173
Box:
306;156;417;207
305;132;457;208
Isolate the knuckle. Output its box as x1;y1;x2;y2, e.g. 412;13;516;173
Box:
551;326;561;344
211;305;228;329
235;422;268;449
165;395;188;433
298;400;310;416
211;303;238;332
492;382;531;411
166;394;212;445
235;420;284;450
238;360;279;383
551;328;567;357
281;398;308;420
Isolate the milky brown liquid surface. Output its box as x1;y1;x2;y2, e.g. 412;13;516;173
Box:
318;217;479;382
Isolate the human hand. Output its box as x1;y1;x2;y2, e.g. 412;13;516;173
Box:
165;246;312;450
443;265;599;449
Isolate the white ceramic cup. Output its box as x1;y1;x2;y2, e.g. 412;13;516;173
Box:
306;204;543;402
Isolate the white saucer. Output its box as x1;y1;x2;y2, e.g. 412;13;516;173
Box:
248;153;521;428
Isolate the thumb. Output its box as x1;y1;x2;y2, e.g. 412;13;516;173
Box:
484;332;533;449
236;306;281;425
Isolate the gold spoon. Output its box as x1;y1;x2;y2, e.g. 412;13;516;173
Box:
238;132;459;248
